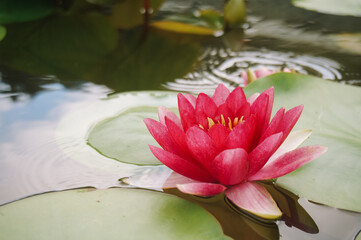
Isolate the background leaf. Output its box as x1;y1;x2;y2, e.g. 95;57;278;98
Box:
0;188;229;240
88;106;163;165
292;0;361;17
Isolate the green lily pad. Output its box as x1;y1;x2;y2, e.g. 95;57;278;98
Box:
151;21;218;36
88;106;163;165
57;91;178;168
292;0;361;17
0;188;229;240
244;73;361;213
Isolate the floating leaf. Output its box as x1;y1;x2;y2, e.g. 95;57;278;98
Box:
57;91;178;169
245;73;361;213
292;0;361;17
0;188;229;240
88;106;173;165
151;21;219;36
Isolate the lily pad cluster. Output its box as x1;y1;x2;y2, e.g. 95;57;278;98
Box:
1;73;361;239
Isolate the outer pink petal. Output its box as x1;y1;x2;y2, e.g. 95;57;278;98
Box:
158;106;182;129
247;93;260;106
186;126;219;173
250;93;269;148
163;172;200;189
165;117;192;158
261;87;274;133
184;93;197;108
247;132;283;177
259;107;285;143
212;148;249;185
225;182;282;219
178;93;196;131
149;145;216;182
208;124;230;149
225;115;256;152
177;182;226;197
248;145;328;181
225;87;247;117
144;118;184;157
212;84;230;106
277;105;303;142
196;93;218;128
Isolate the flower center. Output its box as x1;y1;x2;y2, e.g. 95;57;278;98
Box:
199;114;244;131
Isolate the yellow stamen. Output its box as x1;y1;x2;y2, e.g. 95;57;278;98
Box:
233;117;239;127
207;117;215;129
221;114;226;126
199;124;204;130
228;117;233;130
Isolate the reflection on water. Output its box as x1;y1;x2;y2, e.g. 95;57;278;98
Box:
0;0;361;239
0;83;125;204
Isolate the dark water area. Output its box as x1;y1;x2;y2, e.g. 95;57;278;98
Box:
0;0;361;239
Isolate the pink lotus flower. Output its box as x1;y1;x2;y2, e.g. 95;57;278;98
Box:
144;84;327;219
242;67;292;86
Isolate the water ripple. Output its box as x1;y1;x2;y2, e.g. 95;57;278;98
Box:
164;48;343;94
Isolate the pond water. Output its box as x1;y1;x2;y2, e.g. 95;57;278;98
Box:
0;0;361;239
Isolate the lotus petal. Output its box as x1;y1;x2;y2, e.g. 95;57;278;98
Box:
158;106;182;129
247;92;260;106
149;145;216;182
267;129;312;164
177;182;226;197
212;148;248;185
277;105;303;142
225;87;247;117
225;115;256;152
165;117;192;158
184;93;197;108
178;93;196;131
196;93;218;127
248;132;283;176
208;124;231;149
144;118;184;157
248;146;328;181
259;107;285;143
163;172;200;189
225;182;282;219
186;126;219;173
212;84;230;107
250;93;269;147
261;87;275;133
